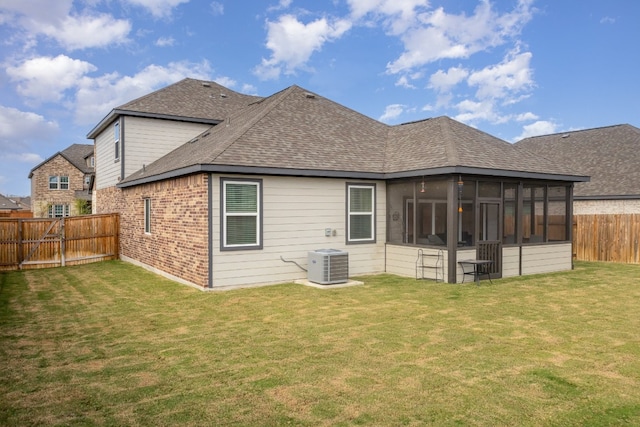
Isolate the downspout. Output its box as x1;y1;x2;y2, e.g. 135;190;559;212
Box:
208;173;214;288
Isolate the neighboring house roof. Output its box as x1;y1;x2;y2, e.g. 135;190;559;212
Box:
9;196;31;210
515;124;640;199
120;85;588;187
0;193;20;210
87;78;262;139
29;144;94;178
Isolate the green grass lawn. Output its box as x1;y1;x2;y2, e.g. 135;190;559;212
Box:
1;261;640;426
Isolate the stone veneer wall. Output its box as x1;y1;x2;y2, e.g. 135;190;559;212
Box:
96;174;210;288
31;155;86;217
574;199;640;215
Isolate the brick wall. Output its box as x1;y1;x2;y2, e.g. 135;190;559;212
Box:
31;155;86;217
96;174;210;288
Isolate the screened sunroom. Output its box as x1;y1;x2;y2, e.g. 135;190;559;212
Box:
385;175;575;283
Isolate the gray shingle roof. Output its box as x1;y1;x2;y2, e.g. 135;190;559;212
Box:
385;116;576;177
120;84;589;186
117;78;262;121
0;193;20;210
29;144;94;178
516;124;640;198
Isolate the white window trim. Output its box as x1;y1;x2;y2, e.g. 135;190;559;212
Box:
347;183;376;243
48;175;69;190
221;179;262;250
49;176;59;190
48;204;70;218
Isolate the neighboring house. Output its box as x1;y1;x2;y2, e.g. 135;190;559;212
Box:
0;195;32;218
29;144;95;218
10;196;31;212
516;124;640;214
0;193;21;216
89;80;588;290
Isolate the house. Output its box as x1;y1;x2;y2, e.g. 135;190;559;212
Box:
0;193;21;217
516;124;640;214
0;194;32;218
29;144;95;218
89;80;588;290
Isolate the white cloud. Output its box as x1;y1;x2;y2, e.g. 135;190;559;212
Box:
241;83;258;95
395;75;416;89
513;120;558;141
467;50;533;100
348;0;429;34
0;1;131;50
268;0;293;12
515;112;538;121
379;103;405;122
210;1;224;16
155;36;176;47
7;55;97;103
0;0;72;26
214;76;237;88
386;0;534;74
600;16;615;24
74;60;213;125
254;14;352;79
428;66;469;92
123;0;190;18
0;105;58;150
454;99;508;125
39;13;131;50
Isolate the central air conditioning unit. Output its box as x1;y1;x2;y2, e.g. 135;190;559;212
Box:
307;249;349;285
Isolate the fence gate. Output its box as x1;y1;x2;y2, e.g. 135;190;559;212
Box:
20;218;64;268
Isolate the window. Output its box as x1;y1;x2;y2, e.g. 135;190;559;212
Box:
48;175;69;190
48;204;69;218
347;184;375;243
144;198;151;234
222;179;261;250
114;122;120;161
90;156;95;167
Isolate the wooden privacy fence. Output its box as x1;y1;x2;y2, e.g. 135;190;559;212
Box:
573;214;640;264
0;213;119;271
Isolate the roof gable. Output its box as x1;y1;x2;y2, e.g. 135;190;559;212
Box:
29;143;94;178
87;78;262;138
516;124;640;197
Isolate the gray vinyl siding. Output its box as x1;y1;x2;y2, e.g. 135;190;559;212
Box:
123;117;211;178
521;243;572;275
94;124;120;190
209;175;386;289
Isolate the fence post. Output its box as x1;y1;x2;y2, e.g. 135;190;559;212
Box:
60;218;66;267
17;219;23;267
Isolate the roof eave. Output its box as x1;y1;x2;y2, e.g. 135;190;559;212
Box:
117;164;589;188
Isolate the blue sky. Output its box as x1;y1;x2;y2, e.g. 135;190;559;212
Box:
1;0;638;197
